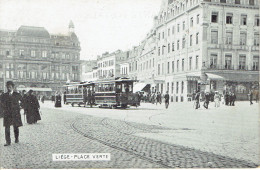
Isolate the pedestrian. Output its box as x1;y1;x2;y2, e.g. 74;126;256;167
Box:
164;91;170;109
214;91;220;107
229;92;233;106
204;92;210;109
248;90;253;105
63;91;67;104
255;90;259;103
195;90;200;109
224;92;229;106
0;90;4;118
231;92;236;106
1;81;23;146
51;95;55;103
87;88;92;107
156;92;160;105
27;90;41;124
55;93;62;107
41;95;45;103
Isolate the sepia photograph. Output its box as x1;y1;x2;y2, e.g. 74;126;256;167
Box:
0;0;259;168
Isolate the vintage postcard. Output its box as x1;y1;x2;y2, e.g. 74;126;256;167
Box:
0;0;259;169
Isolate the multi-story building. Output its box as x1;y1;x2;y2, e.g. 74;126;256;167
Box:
0;21;81;96
150;0;259;101
97;50;130;79
80;60;97;81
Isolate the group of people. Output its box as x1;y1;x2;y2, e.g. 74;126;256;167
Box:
51;93;62;107
137;91;170;109
0;81;41;146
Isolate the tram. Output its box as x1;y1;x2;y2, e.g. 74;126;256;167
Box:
64;78;140;108
64;81;95;107
94;78;140;108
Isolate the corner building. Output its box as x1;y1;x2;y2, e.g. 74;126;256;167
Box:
153;0;259;101
0;21;81;95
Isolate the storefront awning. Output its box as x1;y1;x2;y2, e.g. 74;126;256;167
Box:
186;72;201;81
133;83;147;93
17;87;53;92
213;73;259;82
206;73;224;80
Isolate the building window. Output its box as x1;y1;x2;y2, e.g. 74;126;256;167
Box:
190;17;193;27
42;51;47;58
253;56;259;71
182;59;185;71
172;61;174;73
197;14;200;24
190;35;193;46
19;50;24;56
189;57;192;70
196;56;199;69
167;62;170;74
220;0;226;2
158;47;160;56
168;43;170;53
196;33;199;44
249;0;254;5
153;58;154;67
167;82;169;92
239;55;246;70
177;60;179;72
211;12;218;23
31;50;36;57
172;26;175;34
182;37;186;48
255;15;259;26
162;46;164;55
225;54;232;69
177;24;180;32
172;42;175;51
162;32;164;39
211;30;218;44
183;21;185;30
235;0;240;4
168;28;170;36
240;32;247;45
177;40;180;50
254;33;259;46
210;54;217;68
181;81;184;94
176;82;179;94
158;64;160;75
241;14;247;25
171;82;174;94
158;33;160;40
226;13;233;24
226;32;233;45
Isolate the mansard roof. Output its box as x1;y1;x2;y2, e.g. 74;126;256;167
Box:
16;26;50;38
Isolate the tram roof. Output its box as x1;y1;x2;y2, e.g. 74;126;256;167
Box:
95;78;136;83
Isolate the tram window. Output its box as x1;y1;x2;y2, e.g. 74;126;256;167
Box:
129;84;133;92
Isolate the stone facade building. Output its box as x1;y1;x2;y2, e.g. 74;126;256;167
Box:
127;0;259;101
0;21;81;96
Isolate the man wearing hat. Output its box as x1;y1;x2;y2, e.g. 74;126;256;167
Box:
1;81;23;146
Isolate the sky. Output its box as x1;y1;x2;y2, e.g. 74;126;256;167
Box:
0;0;161;60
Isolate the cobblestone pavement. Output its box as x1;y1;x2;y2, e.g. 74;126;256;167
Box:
0;101;259;168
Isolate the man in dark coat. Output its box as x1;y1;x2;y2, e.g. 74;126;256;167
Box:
195;90;200;109
249;90;253;105
1;81;23;146
204;92;210;109
55;93;62;107
27;90;41;124
164;91;170;109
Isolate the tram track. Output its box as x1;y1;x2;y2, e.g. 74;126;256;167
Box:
70;115;258;168
70;118;172;168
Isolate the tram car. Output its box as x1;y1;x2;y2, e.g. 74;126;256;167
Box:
94;77;140;108
64;82;95;107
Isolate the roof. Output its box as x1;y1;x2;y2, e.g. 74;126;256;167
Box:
16;26;50;38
